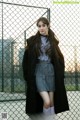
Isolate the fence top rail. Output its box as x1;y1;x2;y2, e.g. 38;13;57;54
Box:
0;1;48;9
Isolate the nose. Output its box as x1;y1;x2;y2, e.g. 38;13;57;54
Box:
40;28;44;31
41;30;44;32
40;26;44;29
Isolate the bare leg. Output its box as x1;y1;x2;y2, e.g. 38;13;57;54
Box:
39;91;50;108
39;91;54;107
35;91;55;120
39;91;55;119
48;91;55;115
48;92;54;106
39;91;51;117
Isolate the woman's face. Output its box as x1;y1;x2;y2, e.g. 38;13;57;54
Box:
37;21;49;35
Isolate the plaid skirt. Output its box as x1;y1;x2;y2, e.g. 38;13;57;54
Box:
34;61;55;92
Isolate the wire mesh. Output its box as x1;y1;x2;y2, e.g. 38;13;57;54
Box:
0;0;80;120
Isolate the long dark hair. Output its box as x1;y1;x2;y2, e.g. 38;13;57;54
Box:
35;17;64;60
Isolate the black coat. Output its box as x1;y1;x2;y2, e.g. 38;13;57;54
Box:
22;32;69;116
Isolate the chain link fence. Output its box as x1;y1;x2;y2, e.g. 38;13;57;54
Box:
0;0;80;120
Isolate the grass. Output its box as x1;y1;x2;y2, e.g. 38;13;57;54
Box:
65;84;80;91
0;84;80;92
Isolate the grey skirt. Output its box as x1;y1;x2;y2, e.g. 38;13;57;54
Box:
34;61;55;92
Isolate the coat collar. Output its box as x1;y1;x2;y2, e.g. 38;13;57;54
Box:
26;28;59;47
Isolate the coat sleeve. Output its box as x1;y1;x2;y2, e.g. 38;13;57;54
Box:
57;45;66;78
22;42;29;82
22;36;35;82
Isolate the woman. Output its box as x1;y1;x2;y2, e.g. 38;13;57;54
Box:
22;17;69;120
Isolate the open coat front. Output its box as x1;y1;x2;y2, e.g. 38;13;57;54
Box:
22;32;69;116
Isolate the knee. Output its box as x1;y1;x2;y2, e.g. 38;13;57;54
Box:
44;101;51;108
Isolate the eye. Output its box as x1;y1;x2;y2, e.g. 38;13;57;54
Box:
38;25;41;27
38;24;46;28
42;24;46;27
